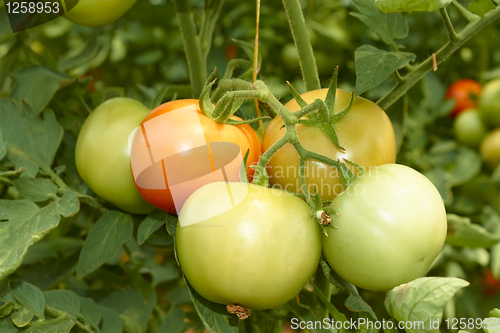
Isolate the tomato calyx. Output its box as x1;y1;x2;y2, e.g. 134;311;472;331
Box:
227;304;251;320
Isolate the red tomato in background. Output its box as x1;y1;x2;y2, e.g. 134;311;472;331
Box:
445;79;482;118
130;99;261;215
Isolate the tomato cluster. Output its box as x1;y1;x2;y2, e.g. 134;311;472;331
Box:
447;78;500;170
75;88;448;311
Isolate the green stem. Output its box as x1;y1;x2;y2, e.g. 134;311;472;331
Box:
282;0;321;91
173;0;207;98
377;7;500;110
452;0;481;22
440;7;459;42
199;0;224;59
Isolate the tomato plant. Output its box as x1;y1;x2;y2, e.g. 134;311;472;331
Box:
480;128;500;170
453;109;487;147
479;79;500;128
65;0;137;27
176;182;321;310
322;164;447;291
262;88;396;202
75;97;154;214
445;79;482;118
130;99;261;215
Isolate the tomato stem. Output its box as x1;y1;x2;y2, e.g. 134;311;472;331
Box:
377;5;500;110
282;0;321;92
440;7;460;42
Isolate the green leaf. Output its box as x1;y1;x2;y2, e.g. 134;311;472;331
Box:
468;0;496;18
167;288;192;309
99;306;124;333
76;210;133;278
354;45;416;95
447;147;482;186
375;0;452;13
157;308;184;333
12;66;70;115
21;316;76;333
79;296;102;330
120;314;143;333
320;259;377;320
0;192;79;280
351;0;409;45
99;290;155;333
12;306;34;327
385;277;469;333
9;280;45;319
483;318;500;333
22;237;82;266
44;290;81;318
490;309;500;318
0;300;14;318
0;99;63;168
0;128;5;161
286;299;336;333
137;210;166;246
0;317;18;333
139;260;179;287
423;168;453;205
12;178;58;202
446;214;500;248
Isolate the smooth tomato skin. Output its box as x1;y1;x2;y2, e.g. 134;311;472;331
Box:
65;0;136;27
480;128;500;170
75;98;154;214
445;78;482;118
262;89;396;203
453;109;487;147
479;79;500;127
176;182;321;310
322;164;447;291
133;100;261;214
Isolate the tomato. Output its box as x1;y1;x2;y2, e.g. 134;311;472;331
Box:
479;79;500;127
445;79;482;118
480;128;500;170
75;98;154;214
176;182;321;310
481;270;500;296
322;164;447;291
65;0;137;28
262;88;396;203
453;109;487;147
129;99;261;215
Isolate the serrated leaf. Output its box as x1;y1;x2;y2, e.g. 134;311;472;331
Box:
12;178;58;202
137;210;166;245
9;280;45;319
76;211;133;278
12;306;34;327
0;99;63;169
468;0;496;18
355;45;416;95
351;0;409;45
385;277;469;333
0;192;79;280
447;214;500;248
157;308;184;333
12;66;70;115
99;306;124;333
44;290;81;319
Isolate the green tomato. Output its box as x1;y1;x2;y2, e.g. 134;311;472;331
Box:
65;0;137;28
176;182;321;310
479;79;500;128
375;0;452;13
453;109;487;147
75;97;154;214
480;128;500;170
322;164;447;291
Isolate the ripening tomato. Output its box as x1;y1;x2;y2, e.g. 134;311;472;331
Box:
130;99;261;215
65;0;137;28
480;128;500;170
176;182;321;310
445;79;482;118
262;88;396;203
322;164;447;291
75;98;154;214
